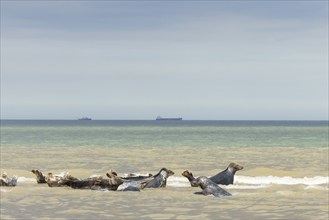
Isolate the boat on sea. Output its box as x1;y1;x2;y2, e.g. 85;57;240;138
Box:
156;116;182;121
78;117;92;120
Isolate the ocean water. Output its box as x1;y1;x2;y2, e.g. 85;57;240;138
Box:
1;120;328;219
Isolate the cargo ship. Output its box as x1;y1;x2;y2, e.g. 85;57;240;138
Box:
156;116;182;121
78;117;92;120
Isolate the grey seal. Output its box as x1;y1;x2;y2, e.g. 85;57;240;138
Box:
118;173;152;191
0;172;18;187
117;168;174;191
120;173;152;181
182;170;231;197
209;162;243;185
141;168;174;189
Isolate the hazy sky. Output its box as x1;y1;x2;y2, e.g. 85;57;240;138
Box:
1;1;328;120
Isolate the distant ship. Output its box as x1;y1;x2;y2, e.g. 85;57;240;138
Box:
156;116;182;121
78;117;92;120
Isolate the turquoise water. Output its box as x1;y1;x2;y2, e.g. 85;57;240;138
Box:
1;120;328;148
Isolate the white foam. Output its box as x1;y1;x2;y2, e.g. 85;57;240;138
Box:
235;175;329;186
1;188;14;192
304;185;329;191
167;176;191;187
17;177;36;183
167;175;329;188
167;176;269;189
225;184;268;189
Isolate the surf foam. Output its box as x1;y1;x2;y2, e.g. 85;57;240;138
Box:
17;177;36;183
235;175;328;186
167;175;329;188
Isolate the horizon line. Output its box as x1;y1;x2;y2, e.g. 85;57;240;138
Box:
0;118;328;121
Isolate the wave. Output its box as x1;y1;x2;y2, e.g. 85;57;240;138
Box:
234;175;328;185
17;177;36;183
167;175;328;188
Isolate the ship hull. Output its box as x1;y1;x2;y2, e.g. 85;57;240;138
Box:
78;117;92;120
156;117;182;121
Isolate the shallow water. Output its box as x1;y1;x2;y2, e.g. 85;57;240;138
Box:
1;146;328;219
1;120;328;219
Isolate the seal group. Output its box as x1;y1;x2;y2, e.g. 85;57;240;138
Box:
2;162;243;198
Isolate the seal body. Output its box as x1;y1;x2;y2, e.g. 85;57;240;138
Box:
209;162;243;185
0;172;17;187
66;171;123;190
141;168;174;189
118;168;174;190
33;170;123;190
120;173;152;182
45;172;79;187
195;176;232;197
182;170;231;197
67;177;121;190
117;173;152;191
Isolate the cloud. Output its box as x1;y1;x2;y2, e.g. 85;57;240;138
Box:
1;1;328;119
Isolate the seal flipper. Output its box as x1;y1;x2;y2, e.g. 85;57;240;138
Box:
139;177;154;189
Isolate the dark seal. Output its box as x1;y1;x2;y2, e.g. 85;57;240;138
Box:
120;173;152;181
182;170;231;197
31;169;47;184
209;162;243;185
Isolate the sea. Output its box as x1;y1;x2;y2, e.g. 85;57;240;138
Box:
0;120;328;219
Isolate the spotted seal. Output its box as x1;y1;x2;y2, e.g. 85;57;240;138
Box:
45;172;79;187
33;170;123;190
182;170;231;197
209;162;243;185
65;171;123;190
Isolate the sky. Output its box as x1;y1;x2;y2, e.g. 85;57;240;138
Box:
1;1;328;120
